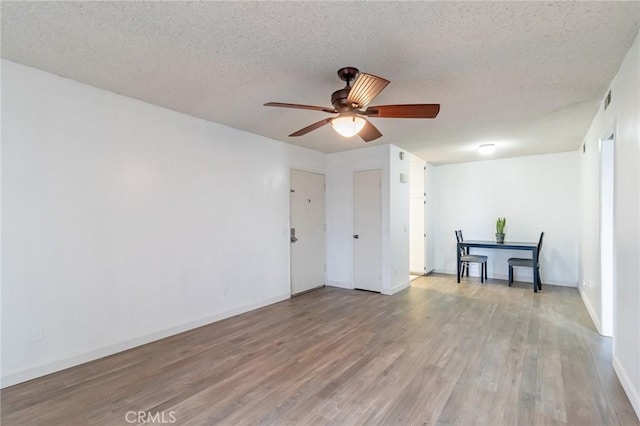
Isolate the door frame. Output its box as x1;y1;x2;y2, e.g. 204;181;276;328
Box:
599;130;615;338
409;159;427;276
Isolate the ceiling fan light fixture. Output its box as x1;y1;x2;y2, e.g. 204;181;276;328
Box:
265;67;440;142
330;114;366;138
479;143;496;155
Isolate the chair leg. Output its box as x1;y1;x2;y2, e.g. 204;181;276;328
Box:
537;267;542;290
508;265;513;286
480;263;484;283
484;262;488;280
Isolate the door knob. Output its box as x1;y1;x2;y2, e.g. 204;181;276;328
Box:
353;234;359;239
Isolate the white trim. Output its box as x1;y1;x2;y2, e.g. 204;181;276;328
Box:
382;280;411;295
490;272;577;287
0;292;290;389
288;166;326;176
326;280;353;290
433;269;577;287
598;132;615;337
578;285;603;335
613;355;640;421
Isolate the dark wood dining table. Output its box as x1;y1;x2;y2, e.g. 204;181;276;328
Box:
457;240;540;292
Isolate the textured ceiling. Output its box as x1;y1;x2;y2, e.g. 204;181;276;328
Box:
2;2;639;164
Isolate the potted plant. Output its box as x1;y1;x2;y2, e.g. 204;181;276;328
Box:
496;217;506;243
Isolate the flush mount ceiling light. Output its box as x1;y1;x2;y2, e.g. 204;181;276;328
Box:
330;114;366;138
479;144;496;155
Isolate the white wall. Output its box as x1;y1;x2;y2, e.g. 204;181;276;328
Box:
579;30;640;419
388;145;410;294
1;60;325;387
433;152;580;286
325;144;410;295
326;145;389;290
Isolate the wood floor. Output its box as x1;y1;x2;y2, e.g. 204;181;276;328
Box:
2;274;638;425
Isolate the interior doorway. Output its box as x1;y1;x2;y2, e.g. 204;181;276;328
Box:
290;169;326;295
409;154;426;279
600;135;614;337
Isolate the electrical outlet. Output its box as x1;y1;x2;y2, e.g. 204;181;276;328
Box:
31;328;44;343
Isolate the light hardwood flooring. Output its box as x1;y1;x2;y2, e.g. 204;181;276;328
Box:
2;274;638;425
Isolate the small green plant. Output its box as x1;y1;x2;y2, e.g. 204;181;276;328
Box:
496;217;506;234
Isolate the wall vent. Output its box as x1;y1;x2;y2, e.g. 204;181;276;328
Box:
604;90;612;110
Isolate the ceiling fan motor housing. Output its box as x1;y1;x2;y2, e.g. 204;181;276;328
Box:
332;67;360;111
331;88;353;112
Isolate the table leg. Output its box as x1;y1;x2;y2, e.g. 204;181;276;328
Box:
533;247;539;293
457;243;461;283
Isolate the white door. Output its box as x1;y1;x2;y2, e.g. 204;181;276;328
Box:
290;169;325;295
354;169;382;292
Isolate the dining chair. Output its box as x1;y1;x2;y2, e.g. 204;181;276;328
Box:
455;230;488;283
508;232;544;290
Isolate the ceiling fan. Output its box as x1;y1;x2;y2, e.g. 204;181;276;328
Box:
265;67;440;142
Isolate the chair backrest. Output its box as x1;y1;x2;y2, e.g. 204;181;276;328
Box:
537;232;544;253
455;230;468;256
536;232;545;265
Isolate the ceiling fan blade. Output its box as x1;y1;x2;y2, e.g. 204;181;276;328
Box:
364;104;440;118
359;119;383;143
289;118;332;137
347;73;390;108
264;102;337;113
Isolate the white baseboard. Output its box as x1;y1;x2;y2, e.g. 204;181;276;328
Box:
433;269;577;287
326;280;353;290
0;292;290;389
383;280;410;295
613;355;640;421
490;271;577;287
578;285;603;335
